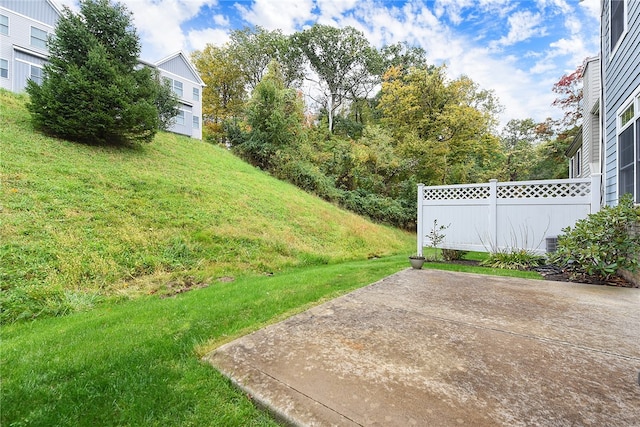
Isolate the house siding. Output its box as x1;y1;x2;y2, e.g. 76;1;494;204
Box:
0;1;56;92
582;57;600;177
602;0;640;205
156;52;204;140
0;0;59;27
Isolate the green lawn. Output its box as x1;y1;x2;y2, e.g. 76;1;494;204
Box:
1;256;410;426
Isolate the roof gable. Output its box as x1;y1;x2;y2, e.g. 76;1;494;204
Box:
0;0;61;27
155;51;204;86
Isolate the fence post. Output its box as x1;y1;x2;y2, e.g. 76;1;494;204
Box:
417;183;424;257
489;179;498;252
591;173;602;213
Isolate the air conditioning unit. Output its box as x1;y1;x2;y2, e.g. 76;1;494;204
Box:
545;236;558;253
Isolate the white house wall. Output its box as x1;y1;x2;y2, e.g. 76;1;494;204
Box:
602;0;640;205
0;0;57;92
581;57;600;178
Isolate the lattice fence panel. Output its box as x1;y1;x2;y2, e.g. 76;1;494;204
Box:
424;185;491;200
497;182;591;199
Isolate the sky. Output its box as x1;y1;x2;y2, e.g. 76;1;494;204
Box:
60;0;602;128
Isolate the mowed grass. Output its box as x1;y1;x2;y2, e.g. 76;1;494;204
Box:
0;89;413;322
1;256;410;426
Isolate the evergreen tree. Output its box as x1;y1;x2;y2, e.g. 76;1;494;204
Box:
27;0;177;144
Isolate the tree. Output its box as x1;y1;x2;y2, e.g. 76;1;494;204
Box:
551;62;584;129
378;65;502;185
294;25;378;133
235;61;305;170
26;0;176;144
192;44;246;143
499;118;540;181
229;26;304;90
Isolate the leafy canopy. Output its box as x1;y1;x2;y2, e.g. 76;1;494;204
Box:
27;0;178;144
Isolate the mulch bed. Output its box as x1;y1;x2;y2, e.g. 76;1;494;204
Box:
442;259;638;288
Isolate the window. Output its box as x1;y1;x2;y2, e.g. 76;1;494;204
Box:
0;14;8;36
193;116;199;129
31;27;48;49
618;94;640;203
173;80;183;97
0;59;8;78
575;150;581;177
30;65;43;85
610;0;625;53
193;87;199;101
176;110;185;126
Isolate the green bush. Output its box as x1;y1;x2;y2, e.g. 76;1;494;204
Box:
481;249;544;270
442;249;468;261
551;194;640;280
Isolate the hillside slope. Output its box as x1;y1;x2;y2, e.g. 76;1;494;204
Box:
0;90;413;322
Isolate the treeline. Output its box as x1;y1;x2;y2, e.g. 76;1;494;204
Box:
192;26;575;228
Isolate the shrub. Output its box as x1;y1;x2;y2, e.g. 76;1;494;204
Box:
551;194;640;280
481;249;544;270
442;249;468;261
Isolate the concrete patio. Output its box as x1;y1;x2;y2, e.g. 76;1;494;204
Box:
205;269;640;426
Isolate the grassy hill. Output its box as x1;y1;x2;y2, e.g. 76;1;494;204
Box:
0;90;413;322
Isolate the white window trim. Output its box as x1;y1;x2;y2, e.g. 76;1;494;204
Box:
0;14;9;36
615;85;640;203
0;58;8;79
609;0;628;59
30;26;48;49
175;109;185;126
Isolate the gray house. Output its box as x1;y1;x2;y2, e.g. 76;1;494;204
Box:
567;56;600;179
0;0;204;140
601;0;640;204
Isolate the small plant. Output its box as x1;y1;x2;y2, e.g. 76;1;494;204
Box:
442;249;468;261
481;249;545;270
425;220;450;261
550;194;640;280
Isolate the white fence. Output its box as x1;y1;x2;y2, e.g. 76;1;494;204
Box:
417;175;601;256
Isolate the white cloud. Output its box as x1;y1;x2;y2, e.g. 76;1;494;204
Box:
118;0;216;60
187;28;231;51
491;10;546;48
235;0;315;33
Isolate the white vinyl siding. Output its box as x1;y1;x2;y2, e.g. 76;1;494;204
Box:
30;26;47;49
0;14;8;35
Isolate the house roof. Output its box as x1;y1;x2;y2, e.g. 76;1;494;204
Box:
154;51;205;87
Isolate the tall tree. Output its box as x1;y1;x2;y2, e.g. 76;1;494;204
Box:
378;65;502;185
27;0;176;144
499;118;540;181
229;26;304;90
192;44;246;143
294;25;378;133
236;61;305;170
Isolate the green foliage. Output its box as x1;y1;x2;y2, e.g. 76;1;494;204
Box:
234;61;305;170
1;90;413;322
26;0;177;144
442;249;468;261
480;249;545;270
551;194;640;280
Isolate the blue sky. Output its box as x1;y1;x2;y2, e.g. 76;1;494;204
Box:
60;0;601;127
